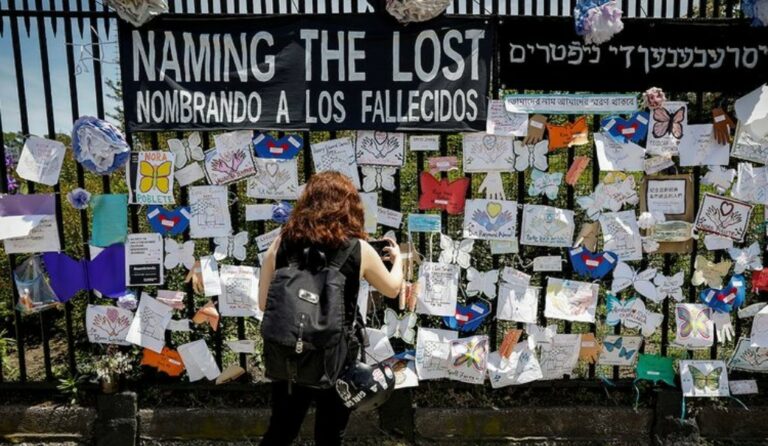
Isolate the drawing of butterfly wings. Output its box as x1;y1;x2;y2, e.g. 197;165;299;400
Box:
689;365;722;393
438;234;474;269
652;106;685;139
164;239;195;270
139;160;173;193
603;336;623;352
677;305;711;339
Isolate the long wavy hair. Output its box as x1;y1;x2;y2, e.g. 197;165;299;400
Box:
281;171;367;248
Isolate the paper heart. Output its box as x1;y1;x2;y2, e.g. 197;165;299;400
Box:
720;201;734;216
482;134;497;149
486;202;502;218
699;274;746;313
443;300;491;333
146;205;191;236
569;247;618;280
374;131;389;145
253;133;303;159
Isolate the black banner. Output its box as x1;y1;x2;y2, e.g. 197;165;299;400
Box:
499;17;768;93
119;15;492;132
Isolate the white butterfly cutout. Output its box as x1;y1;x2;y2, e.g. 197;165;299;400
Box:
528;169;562;200
438;234;474;269
361;166;397;193
702;166;736;194
168;132;204;169
525;323;557;348
513;140;548;171
576;184;621;220
602;176;639;208
727;242;764;274
164;239;196;270
466;267;499;299
611;261;658;301
653;271;685;303
381;308;417;344
213;231;249;261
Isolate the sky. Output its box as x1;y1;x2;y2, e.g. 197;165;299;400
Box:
0;0;689;136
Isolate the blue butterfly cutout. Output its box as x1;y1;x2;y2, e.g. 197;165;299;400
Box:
569;246;618;280
253;133;303;159
443;300;491;333
600;111;650;144
146;205;191;236
603;336;623;352
618;347;637;360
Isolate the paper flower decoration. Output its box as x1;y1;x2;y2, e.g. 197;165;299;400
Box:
117;291;138;311
385;0;451;24
272;201;293;224
67;188;92;210
743;0;768;26
105;0;168;27
642;87;667;110
573;0;624;45
71;116;130;175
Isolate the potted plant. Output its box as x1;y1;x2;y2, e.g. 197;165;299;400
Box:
93;346;133;394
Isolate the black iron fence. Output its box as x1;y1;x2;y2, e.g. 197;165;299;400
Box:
0;0;760;398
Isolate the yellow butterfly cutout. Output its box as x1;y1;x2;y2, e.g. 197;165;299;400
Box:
691;255;732;289
139;160;172;194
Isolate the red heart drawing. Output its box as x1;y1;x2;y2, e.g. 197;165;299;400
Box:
720;201;734;216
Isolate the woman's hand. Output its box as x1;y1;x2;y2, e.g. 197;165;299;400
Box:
382;238;401;263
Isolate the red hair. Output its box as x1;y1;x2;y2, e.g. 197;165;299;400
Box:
281;171;367;247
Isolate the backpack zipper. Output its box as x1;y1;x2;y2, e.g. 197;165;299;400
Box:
295;313;306;353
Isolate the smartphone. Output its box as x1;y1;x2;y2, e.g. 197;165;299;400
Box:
368;239;393;270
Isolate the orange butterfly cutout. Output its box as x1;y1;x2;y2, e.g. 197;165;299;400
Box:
546;116;589;151
141;347;185;377
193;300;220;331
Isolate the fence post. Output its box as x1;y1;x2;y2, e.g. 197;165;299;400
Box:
94;391;138;446
378;389;415;441
652;388;699;446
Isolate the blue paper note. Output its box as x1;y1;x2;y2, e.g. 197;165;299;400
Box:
408;213;441;233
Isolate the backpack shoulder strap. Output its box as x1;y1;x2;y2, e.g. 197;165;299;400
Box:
328;238;359;270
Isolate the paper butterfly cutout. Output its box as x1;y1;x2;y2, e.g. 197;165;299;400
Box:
513;140;548;171
146;205;190;236
606;295;663;336
418;172;470;215
702;166;737;194
450;336;488;371
653;272;685;303
193;300;220;331
752;269;768;293
525;323;557;347
164;240;195;270
692;255;732;289
253;133;303;159
466;267;499;299
381;308;417;344
689;364;723;394
699;274;747;313
677;304;712;340
600;111;650;144
568;246;618;280
611;261;658;301
727;242;763;274
546;116;589;151
362;166;397;192
652;106;685;139
438;234;474;269
603;336;638;361
576;184;621;220
41;243;126;302
443;300;491;333
213;231;248;262
168;132;203;169
528;169;563;200
602;175;639;208
141;347;185;377
139;158;173;194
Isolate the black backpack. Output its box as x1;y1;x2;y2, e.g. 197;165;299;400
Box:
261;240;362;389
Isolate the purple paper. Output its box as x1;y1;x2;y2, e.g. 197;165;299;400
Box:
0;194;55;216
42;243;126;302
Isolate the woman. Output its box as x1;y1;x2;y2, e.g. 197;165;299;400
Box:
258;171;404;446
